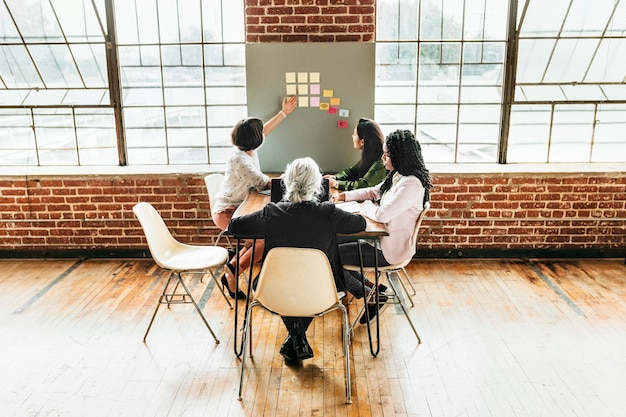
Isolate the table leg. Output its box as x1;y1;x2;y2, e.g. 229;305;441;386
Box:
352;238;381;357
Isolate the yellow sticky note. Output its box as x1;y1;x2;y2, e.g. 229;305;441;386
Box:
298;96;309;107
285;72;296;83
309;72;320;83
330;97;340;106
323;89;333;97
297;72;308;83
319;102;330;110
298;84;309;95
286;84;297;95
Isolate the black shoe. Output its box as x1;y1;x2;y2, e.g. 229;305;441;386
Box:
279;335;302;366
359;291;391;325
220;274;246;300
291;333;314;360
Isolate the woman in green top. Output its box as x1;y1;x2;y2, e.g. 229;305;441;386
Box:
324;118;388;191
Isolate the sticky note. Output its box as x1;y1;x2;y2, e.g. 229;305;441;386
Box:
323;89;333;97
298;84;308;95
310;72;320;83
330;97;340;106
338;109;349;117
297;72;308;83
286;84;297;95
310;96;320;107
328;106;338;114
298;96;309;107
319;102;330;110
310;84;320;95
285;72;296;83
338;120;349;128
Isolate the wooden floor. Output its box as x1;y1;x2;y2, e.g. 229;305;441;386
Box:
1;258;625;417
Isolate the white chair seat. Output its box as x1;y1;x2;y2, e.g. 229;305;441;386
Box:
155;243;228;271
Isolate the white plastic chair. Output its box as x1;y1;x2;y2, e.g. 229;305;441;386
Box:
204;173;233;249
343;202;430;343
238;247;352;404
133;202;231;343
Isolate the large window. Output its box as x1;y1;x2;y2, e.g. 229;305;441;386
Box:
375;0;626;164
0;0;244;167
1;0;625;168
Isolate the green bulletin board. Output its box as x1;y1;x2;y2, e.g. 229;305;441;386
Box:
245;43;375;173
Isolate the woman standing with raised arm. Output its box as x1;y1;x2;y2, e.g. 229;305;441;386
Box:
212;95;297;300
323;117;388;191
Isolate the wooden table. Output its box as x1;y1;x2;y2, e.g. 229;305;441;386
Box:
229;190;388;357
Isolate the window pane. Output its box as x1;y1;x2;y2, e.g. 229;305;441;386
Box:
516;39;555;83
158;0;201;43
520;1;571;37
591;105;626;162
464;0;508;40
548;105;594;163
420;0;463;40
586;39;626;83
0;45;44;88
544;39;599;83
507;105;551;163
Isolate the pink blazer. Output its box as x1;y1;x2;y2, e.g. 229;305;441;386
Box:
343;174;425;264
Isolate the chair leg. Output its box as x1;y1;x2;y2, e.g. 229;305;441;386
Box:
401;266;417;295
340;305;352;404
208;267;233;309
176;273;220;344
143;273;176;342
238;304;255;401
144;271;220;344
391;270;415;308
385;275;421;344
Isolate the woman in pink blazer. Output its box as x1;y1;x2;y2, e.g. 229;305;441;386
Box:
332;129;432;323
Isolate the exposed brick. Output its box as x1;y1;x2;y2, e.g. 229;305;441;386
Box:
293;6;319;14
283;34;310;41
261;16;280;24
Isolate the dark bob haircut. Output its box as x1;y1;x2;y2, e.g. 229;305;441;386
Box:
231;118;264;151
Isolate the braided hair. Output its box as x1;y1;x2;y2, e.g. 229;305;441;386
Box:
379;129;432;204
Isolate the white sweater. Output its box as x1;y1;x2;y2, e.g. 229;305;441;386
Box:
212;148;269;214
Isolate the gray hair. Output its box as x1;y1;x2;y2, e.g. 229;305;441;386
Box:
283;157;323;203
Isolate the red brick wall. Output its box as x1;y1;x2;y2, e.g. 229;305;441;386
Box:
245;0;375;42
1;173;624;258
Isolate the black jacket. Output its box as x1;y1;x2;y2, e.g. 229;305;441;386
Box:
227;201;366;292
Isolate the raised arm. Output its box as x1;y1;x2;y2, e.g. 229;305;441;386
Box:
263;96;297;136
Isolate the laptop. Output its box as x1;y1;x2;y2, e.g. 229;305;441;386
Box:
270;178;330;203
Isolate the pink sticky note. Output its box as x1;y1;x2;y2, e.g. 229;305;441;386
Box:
328;106;338;114
310;84;320;95
310;96;320;107
338;120;349;128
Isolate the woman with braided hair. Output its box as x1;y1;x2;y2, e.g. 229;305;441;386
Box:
332;129;432;323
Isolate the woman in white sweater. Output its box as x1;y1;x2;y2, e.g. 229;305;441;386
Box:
212;96;297;299
332;129;432;322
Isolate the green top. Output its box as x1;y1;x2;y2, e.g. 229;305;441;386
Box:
335;159;388;191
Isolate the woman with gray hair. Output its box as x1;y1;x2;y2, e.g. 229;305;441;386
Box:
228;157;367;366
